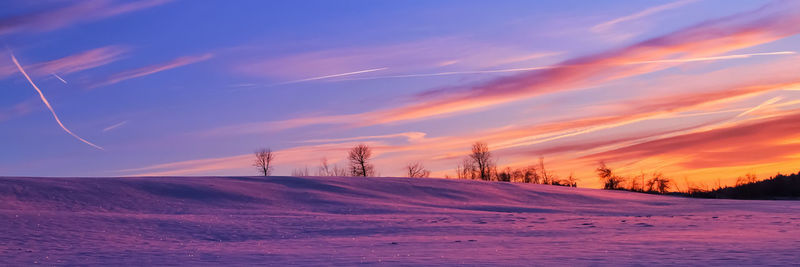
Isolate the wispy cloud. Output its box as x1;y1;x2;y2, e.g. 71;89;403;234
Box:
93;53;213;88
0;97;39;122
0;46;128;79
592;0;696;32
583;110;800;170
10;52;103;150
0;0;171;36
236;37;559;81
336;51;795;82
204;3;800;136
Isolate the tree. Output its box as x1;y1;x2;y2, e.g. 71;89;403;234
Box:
539;157;552;184
316;157;348;176
469;141;494;181
645;172;672;193
735;173;758;186
292;166;311;176
253;148;276;176
348;144;375;177
496;167;512;182
456;157;477;179
596;162;624;190
405;162;430;178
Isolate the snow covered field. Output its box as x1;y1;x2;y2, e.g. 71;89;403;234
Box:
1;176;798;266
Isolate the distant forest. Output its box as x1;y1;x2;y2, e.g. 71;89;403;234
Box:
677;171;800;200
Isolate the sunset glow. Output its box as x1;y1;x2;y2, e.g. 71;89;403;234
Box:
2;0;800;188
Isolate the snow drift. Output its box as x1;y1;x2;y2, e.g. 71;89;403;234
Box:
1;176;798;265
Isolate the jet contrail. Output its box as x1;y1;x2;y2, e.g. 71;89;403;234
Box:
272;67;388;86
736;96;782;118
11;53;104;150
340;66;556;82
336;51;796;82
626;51;796;65
51;73;68;84
102;120;128;132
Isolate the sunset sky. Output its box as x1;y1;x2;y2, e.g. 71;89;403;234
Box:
2;0;800;188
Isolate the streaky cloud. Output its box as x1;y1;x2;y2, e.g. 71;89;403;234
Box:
93;53;213;88
0;0;172;36
592;0;696;32
336;51;795;82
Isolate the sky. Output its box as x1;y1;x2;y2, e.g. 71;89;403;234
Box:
2;0;800;189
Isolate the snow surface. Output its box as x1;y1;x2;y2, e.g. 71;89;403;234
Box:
1;176;798;266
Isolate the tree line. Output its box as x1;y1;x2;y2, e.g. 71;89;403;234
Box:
252;141;576;187
253;142;800;199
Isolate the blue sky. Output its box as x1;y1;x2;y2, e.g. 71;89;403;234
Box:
2;0;800;188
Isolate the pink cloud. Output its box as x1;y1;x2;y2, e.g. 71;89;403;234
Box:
582;110;800;169
236;37;559;81
93;53;213;88
213;2;800;134
0;46;128;80
0;0;171;36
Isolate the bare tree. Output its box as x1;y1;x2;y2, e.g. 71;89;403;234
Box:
596;162;624;190
292;166;311;176
405;162;430;178
316;157;348;176
348;144;375;177
645;172;672;193
539;157;552;184
253;148;276;176
469;141;494;181
318;157;332;176
735;173;758;186
456;157;477;179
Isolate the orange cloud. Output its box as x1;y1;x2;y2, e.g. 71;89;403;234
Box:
583;110;800;165
211;3;800;134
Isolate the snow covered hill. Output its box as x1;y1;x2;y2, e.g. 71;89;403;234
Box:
1;176;798;265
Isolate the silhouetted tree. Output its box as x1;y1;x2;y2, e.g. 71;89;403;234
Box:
253;148;276;176
523;165;540;184
539;157;553;185
469;142;494;181
645;172;672;193
496;167;512;182
348;144;375;177
456;157;477;180
564;172;578;187
735;173;758;186
405;162;430;178
317;157;348;176
292;166;311;176
596;162;624;190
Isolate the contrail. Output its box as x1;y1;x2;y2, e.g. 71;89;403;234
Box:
51;73;68;84
272;67;388;86
336;51;796;82
625;51;796;65
340;66;555;82
11;52;104;150
736;96;782;118
102;120;128;132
